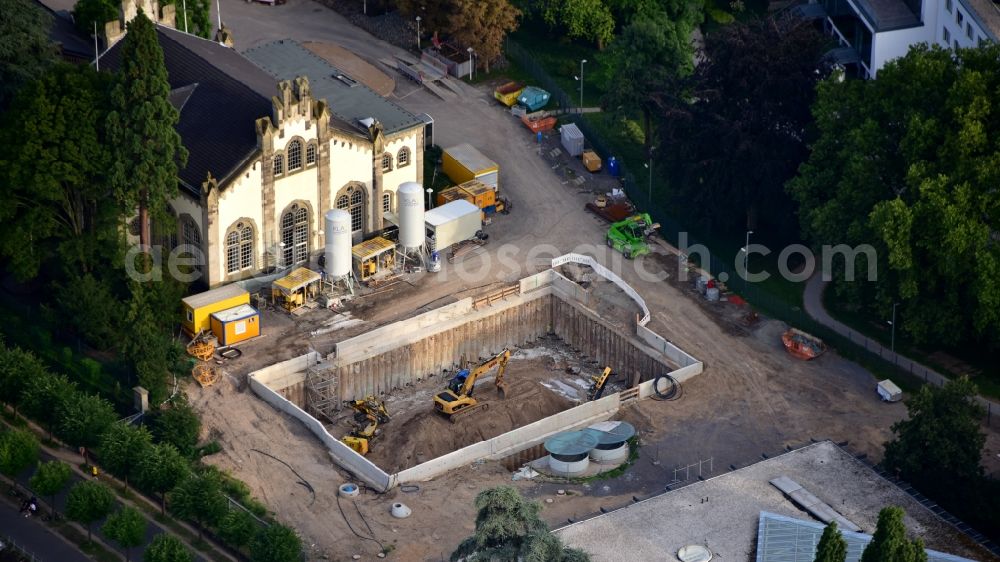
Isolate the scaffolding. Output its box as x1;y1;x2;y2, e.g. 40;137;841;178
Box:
305;362;340;423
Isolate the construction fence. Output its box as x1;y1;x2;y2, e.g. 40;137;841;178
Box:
505;39;998;425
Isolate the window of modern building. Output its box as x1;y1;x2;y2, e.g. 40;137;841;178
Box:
945;0;952;12
287;140;302;171
273;154;284;176
943;27;951;42
967;23;973;39
956;10;963;26
306;143;317;165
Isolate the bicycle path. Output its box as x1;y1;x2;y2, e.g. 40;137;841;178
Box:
0;499;90;562
803;273;1000;417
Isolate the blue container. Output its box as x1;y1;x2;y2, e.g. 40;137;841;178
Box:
608;156;620;177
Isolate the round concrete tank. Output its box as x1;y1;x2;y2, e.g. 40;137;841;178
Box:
325;209;352;278
584;421;635;464
397;182;425;250
545;431;599;476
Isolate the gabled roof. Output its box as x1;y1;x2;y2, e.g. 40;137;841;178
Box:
101;25;274;192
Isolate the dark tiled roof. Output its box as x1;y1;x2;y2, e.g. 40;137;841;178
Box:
37;1;94;61
101;25;274;192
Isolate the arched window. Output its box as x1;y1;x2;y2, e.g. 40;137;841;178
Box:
280;203;309;266
180;215;201;248
397;147;410;167
306;143;317;165
335;184;366;235
273;154;284;176
287;140;302;171
382;192;392;213
381;153;392;172
225;221;254;274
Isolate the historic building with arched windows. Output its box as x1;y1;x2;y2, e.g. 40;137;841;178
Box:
105;29;425;287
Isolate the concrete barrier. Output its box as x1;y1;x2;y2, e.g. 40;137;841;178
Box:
637;324;700;368
551;254;651;326
248;355;393;491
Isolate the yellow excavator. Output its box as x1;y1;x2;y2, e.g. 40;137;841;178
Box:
587;367;613;401
433;348;511;423
341;396;390;456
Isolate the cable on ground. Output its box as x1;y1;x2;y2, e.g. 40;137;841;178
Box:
249;449;316;506
652;374;682;401
336;494;385;552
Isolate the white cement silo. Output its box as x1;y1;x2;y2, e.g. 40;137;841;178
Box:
324;209;352;279
397;182;425;252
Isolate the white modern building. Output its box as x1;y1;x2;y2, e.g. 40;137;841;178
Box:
794;0;999;77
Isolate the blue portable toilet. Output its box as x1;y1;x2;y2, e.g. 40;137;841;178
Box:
536;131;543;144
608;156;620;177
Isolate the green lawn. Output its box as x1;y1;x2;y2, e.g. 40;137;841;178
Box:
509;22;609;108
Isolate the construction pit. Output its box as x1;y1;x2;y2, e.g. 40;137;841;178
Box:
248;254;702;490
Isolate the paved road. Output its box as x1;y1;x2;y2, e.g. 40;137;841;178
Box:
0;501;90;562
803;272;1000;416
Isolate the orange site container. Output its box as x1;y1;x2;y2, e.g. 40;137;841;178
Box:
209;304;260;346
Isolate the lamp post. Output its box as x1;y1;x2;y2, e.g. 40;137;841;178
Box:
579;59;587;108
644;146;655;204
426;188;433;210
467;47;474;80
415;16;422;50
743;230;753;287
889;302;899;354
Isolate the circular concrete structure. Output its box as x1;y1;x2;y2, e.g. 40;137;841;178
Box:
583;421;635;464
545;431;599;476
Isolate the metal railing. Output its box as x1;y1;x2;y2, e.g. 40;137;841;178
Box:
0;534;42;562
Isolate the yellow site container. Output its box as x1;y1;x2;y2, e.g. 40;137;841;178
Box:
437;186;468;207
442;144;499;192
210;304;260;346
436;180;496;210
181;284;249;336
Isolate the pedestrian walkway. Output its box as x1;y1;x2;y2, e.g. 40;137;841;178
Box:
803;273;999;417
1;502;90;562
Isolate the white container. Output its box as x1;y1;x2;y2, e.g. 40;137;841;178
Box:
877;379;902;402
589;442;629;464
397;182;425;250
560;124;585;157
324;209;352;278
424;200;481;253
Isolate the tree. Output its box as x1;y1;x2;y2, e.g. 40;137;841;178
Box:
249;523;302;562
860;507;927;562
788;44;1000;347
139;443;189;514
539;0;615;49
152;397;201;457
57;392;118;462
174;0;211;38
451;486;590;561
0;428;40;477
0;344;45;417
395;0;456;39
120;279;188;405
218;509;259;550
170;473;227;539
144;534;193;562
814;521;847;562
99;422;153;491
66;480;116;541
106;10;187;249
103;507;148;561
29;461;72;516
21;372;76;438
0;0;55;109
71;0;118;37
660;15;826;234
449;0;520;73
603;3;702;153
883;377;985;493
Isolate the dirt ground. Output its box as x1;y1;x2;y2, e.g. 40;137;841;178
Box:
301;41;395;96
181;3;1000;559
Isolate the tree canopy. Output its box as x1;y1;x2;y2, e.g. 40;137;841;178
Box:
451;486;590;561
144;535;193;562
0;428;40;477
449;0;520;73
249;523;303;562
788;44;1000;348
66;480;116;541
0;0;55;109
170;472;227;539
103;507;148;561
538;0;615;49
72;0;119;37
100;422;154;490
860;507;927;562
30;461;73;515
814;521;847;562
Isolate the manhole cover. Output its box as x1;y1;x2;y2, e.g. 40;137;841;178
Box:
677;545;713;562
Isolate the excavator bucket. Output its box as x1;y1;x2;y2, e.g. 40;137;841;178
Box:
497;381;508;399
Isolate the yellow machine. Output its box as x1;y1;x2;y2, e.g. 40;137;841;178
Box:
587;367;613;401
341;396;390;456
433;348;511;422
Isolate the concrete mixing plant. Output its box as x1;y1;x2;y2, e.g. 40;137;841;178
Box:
324;209;354;292
396;182;426;265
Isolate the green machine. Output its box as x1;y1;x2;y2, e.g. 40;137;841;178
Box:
606;213;660;259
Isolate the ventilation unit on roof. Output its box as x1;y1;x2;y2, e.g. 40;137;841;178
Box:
334;74;358;87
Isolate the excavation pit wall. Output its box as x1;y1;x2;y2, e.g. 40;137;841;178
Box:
249;254;703;491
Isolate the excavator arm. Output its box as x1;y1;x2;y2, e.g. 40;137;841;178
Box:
459;349;511;396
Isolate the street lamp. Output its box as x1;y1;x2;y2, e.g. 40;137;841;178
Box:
743;230;754;286
643;146;655;204
888;302;899;354
426;188;433;210
579;59;587;108
415;16;422;50
467;47;474;80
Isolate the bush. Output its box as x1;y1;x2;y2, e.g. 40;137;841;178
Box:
0;428;40;476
